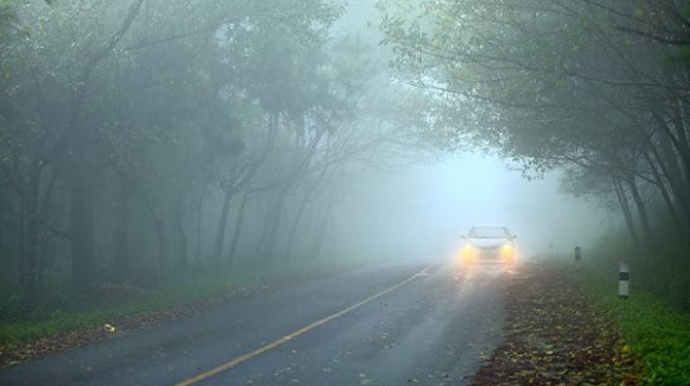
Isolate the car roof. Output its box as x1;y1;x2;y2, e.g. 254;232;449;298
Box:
469;224;510;230
466;225;512;236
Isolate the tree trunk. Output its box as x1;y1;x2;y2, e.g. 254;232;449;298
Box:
139;192;168;268
37;169;59;295
644;150;685;238
211;186;235;265
23;170;39;310
252;199;271;261
66;0;145;293
670;98;690;185
652;108;690;187
613;178;641;249
285;168;331;262
226;190;250;266
253;190;286;262
649;138;690;225
154;217;168;268
194;192;205;264
658;132;686;194
113;172;131;282
70;175;95;293
626;177;654;245
285;193;310;262
311;198;336;260
262;194;285;262
175;195;188;270
17;195;25;288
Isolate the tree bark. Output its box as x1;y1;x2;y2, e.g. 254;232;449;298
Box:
139;191;168;268
644;149;685;238
310;198;336;260
70;175;95;292
113;172;131;282
285;166;333;262
649;137;690;225
626;177;655;245
36;168;59;293
23;167;40;310
175;195;188;269
154;217;168;268
651;107;690;186
285;192;311;262
67;0;144;292
17;195;25;288
211;185;236;265
194;192;205;264
226;190;250;266
254;189;287;262
613;178;641;249
669;97;690;184
263;193;286;261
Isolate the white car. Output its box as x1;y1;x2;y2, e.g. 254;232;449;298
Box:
460;225;517;265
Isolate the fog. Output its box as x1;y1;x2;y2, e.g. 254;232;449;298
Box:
318;1;614;263
326;152;612;263
5;0;690;383
1;0;671;316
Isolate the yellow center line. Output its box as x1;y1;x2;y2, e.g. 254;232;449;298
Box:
171;265;433;386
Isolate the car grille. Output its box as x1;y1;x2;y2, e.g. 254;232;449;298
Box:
478;248;501;260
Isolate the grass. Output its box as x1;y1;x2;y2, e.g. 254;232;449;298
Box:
571;265;690;386
0;257;373;351
584;228;690;311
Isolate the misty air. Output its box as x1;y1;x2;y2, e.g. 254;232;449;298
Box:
1;1;689;385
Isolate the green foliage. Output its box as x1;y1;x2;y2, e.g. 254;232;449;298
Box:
586;226;690;312
1;0;389;311
377;0;690;206
575;269;690;386
377;0;636;173
0;0;14;26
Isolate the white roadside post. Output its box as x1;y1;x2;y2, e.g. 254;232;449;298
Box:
619;260;630;299
574;246;582;270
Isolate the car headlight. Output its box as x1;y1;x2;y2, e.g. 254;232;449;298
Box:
501;243;516;262
461;244;477;263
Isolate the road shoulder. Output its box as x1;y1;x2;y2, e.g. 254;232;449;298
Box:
0;261;367;369
471;263;642;386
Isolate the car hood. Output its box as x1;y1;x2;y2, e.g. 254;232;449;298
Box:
467;238;510;249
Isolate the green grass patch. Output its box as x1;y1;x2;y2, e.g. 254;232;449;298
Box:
0;257;372;350
572;266;690;386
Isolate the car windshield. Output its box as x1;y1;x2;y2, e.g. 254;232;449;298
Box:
469;226;510;239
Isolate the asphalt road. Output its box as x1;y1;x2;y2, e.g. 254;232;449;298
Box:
0;262;507;386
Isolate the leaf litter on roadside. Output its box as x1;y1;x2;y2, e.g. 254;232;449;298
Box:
471;264;643;386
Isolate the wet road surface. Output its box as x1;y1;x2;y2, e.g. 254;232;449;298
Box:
0;262;507;386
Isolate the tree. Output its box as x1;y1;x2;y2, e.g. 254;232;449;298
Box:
378;0;690;246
